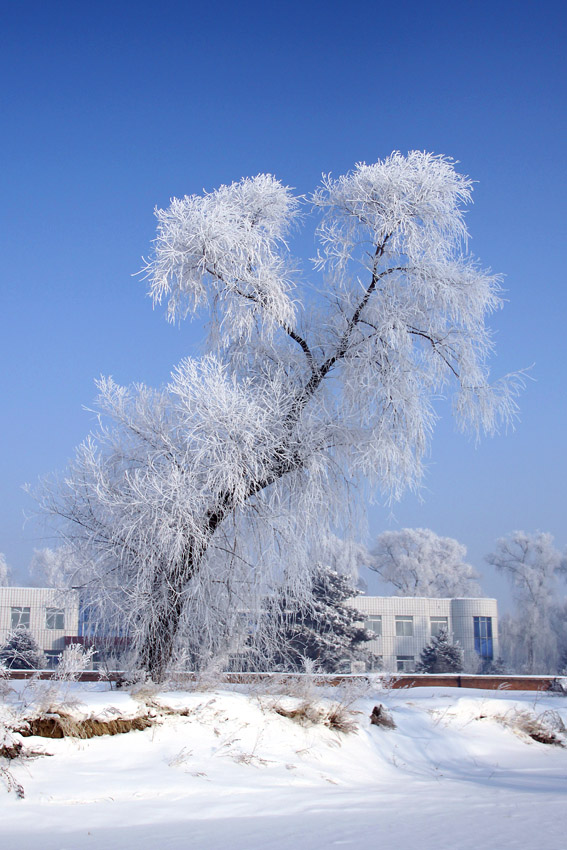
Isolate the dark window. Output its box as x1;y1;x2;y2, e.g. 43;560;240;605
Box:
430;617;448;637
11;607;30;629
364;616;382;637
395;616;413;637
396;655;415;672
44;651;61;669
46;608;65;630
474;617;493;659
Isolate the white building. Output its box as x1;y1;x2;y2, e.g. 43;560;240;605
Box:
0;587;80;667
349;596;499;672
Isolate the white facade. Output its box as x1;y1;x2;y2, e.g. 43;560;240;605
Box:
0;587;80;666
349;596;499;672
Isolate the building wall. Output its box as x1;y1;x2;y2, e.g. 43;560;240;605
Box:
349;596;499;672
0;587;80;663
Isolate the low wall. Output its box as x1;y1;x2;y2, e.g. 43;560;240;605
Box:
3;670;564;691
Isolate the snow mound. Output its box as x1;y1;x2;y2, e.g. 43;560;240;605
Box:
2;683;567;849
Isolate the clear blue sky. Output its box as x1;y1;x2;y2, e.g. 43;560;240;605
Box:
1;0;565;605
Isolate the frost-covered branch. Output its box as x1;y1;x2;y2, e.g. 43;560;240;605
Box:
369;528;481;597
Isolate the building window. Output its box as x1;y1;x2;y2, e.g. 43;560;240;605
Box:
395;616;413;637
46;608;65;630
11;607;31;629
474;616;493;659
44;651;61;669
366;655;383;672
364;616;382;637
396;656;415;672
430;617;448;637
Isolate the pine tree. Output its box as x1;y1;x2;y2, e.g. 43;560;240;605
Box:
266;565;376;673
0;627;45;670
416;628;463;674
478;656;506;675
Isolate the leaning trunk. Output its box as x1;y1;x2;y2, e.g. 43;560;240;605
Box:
135;581;187;682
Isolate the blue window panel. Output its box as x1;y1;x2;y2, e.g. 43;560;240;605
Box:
474;617;493;659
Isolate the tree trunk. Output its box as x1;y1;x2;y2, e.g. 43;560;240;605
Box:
136;580;187;682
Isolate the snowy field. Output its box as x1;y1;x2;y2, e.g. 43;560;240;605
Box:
2;680;567;850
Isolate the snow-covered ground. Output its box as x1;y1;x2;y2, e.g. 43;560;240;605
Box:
2;679;567;849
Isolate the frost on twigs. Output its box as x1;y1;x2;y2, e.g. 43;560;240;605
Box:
1;716;52;798
144;174;299;340
35;152;522;680
369;527;481;597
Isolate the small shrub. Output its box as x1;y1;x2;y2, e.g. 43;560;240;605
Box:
0;628;45;670
478;656;507;675
55;643;96;681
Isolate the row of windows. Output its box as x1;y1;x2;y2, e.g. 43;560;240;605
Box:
364;615;450;638
364;615;494;658
9;606;66;631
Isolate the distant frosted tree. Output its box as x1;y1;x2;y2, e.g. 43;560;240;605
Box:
486;531;566;673
35;152;521;680
0;553;11;587
29;546;79;587
0;627;45;670
264;564;376;673
369;528;481;597
415;628;463;673
550;600;567;675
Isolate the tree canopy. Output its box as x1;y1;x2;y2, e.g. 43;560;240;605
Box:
369;528;481;597
486;531;566;673
35;152;520;679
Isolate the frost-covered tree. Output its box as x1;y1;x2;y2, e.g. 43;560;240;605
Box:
29;546;79;588
415;628;463;673
35;152;521;680
486;531;566;673
0;627;45;670
369;528;481;597
262;564;376;673
0;553;11;587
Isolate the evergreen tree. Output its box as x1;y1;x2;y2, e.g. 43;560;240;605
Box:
478;656;506;675
416;628;463;674
0;627;45;670
266;565;376;673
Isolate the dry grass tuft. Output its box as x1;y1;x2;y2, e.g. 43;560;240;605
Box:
496;708;566;747
16;712;155;739
271;699;358;733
